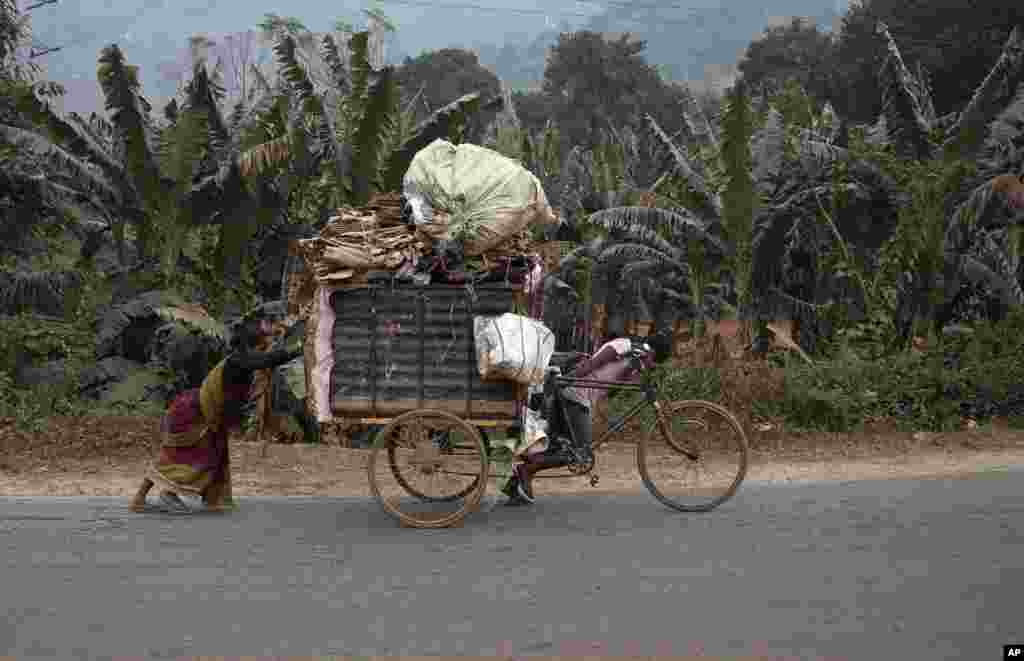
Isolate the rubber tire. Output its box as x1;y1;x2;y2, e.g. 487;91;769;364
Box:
368;409;489;528
637;400;749;513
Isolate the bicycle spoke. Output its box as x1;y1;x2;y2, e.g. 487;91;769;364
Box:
638;400;748;512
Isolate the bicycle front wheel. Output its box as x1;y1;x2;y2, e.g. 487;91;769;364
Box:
637;400;748;512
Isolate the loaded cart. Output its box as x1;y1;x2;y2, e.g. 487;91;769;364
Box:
304;278;537;528
286;138;570;527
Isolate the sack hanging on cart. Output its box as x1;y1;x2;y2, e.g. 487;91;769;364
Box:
474;313;555;385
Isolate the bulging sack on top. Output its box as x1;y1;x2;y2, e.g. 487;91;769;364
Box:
403;139;558;255
474;313;555;385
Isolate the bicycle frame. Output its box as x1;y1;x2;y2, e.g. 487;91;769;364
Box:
552;368;660;452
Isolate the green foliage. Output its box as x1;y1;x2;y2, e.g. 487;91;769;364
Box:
760;307;1024;432
772;78;818;160
351;65;398;204
489;122;523;160
154;82;210;276
394;48;500;127
97;45;164;260
843;124;980;348
0;266;107;430
948;307;1024;403
257;13;308;37
739;17;836;106
380;91;484;191
781;349;946;430
654;364;723;403
832;0;1024;123
184;224;259;317
719;80;759;332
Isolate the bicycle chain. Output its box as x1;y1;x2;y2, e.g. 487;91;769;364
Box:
566;444;598;487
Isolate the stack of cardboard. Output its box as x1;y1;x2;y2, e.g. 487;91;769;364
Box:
362;190;404;224
297;204;426;284
295;195;556;287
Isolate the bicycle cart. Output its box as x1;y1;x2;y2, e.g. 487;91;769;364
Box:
320;282;750;529
323;281;526;528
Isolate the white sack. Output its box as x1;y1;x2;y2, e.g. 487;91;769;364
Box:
473;313;555;385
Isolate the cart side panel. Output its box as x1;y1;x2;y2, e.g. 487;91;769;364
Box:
421;286;518;419
329;283;519;420
330;286;374;413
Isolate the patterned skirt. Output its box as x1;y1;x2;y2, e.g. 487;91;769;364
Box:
151;388;235;508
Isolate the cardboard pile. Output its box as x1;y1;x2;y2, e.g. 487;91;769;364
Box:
297;203;425;284
295;196;553;287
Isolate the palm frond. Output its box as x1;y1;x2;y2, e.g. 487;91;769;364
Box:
273;33;322;119
680;84;719;150
865;115;889;147
958;238;1024;306
0;269;84;317
945;177;1011;254
250;61;274;96
0;125;121;203
97;44;164;205
978;89;1024;182
588;206;729;257
751;107;784;187
351;65;398;204
347;31;371;115
157;106;208;197
14;90;123;177
751;183;872;296
645;114;722;219
155;309;228;344
230;85;280;150
796;133;850;167
321;34;351;100
597;243;687;274
381;92;482;192
942;26;1024;160
237;135;291;177
876;22;936;159
556;238;606;276
185;61;230;153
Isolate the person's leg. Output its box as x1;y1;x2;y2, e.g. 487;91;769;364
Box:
130;478;154;512
517;401;593;501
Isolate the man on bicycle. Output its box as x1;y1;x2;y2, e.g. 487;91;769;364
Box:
501;331;671;505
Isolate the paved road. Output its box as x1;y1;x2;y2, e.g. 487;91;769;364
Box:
2;470;1023;660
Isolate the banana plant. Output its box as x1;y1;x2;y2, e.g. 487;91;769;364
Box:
867;22;1024;346
1;76;143;265
238;24;498;209
561;207;731;344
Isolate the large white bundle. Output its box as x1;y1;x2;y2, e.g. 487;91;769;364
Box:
403;139;558;255
473;313;555;385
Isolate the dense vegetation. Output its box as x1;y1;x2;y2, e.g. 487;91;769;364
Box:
2;0;1024;438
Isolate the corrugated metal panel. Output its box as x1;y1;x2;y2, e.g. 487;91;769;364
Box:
330;283;520;420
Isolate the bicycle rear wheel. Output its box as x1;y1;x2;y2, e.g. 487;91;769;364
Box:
637;400;748;512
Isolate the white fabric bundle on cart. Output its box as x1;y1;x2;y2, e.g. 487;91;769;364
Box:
474;313;555;385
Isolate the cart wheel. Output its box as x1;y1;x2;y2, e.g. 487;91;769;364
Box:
368;409;489;528
386;427;485;503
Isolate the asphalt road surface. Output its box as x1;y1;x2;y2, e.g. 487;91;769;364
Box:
2;470;1023;660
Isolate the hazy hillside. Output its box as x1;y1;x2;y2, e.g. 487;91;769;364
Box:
474;1;848;92
28;0;846;114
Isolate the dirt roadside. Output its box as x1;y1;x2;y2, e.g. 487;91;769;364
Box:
1;415;1023;498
